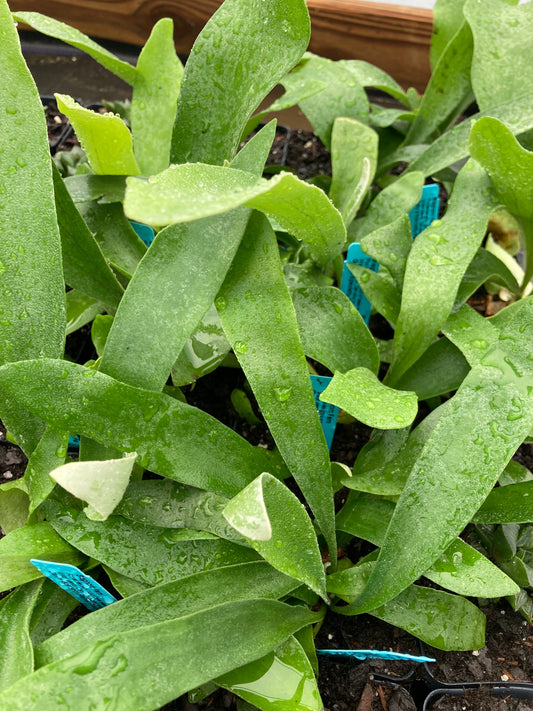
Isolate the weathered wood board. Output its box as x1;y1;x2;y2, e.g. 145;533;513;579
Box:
11;0;432;91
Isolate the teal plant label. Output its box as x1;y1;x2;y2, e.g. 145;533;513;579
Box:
30;559;117;611
310;375;339;450
340;243;379;324
68;435;80;449
130;219;155;247
317;649;435;662
408;183;440;237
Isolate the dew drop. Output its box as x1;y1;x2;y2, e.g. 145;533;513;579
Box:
273;386;292;402
429;255;453;266
55;444;67;458
233;341;248;354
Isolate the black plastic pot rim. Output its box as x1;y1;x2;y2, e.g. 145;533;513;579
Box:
422;682;533;710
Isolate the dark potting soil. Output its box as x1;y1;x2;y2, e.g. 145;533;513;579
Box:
1;103;533;711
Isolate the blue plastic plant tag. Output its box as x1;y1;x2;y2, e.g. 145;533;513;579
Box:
310;375;339;450
68;434;80;449
340;242;379;324
317;649;436;663
130;219;155;247
409;183;440;237
30;559;117;611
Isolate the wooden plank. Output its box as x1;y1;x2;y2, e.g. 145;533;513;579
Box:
308;1;432;91
11;0;432;91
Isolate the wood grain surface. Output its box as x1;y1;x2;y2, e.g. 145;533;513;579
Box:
11;0;433;91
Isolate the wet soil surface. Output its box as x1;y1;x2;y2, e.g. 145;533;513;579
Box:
1;100;533;711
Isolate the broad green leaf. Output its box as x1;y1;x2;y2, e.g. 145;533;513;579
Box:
351;428;410;487
342;60;410;106
336;492;519;598
429;539;519;597
321;368;417;430
0;580;42;692
350;172;423;241
91;315;113;358
0;359;289;497
284;54;369;149
231;121;278;175
99;209;249;391
171;0;310;164
0;599;319;711
64;174;127;204
498;554;533;589
291;286;379;375
484;237;531;298
469;119;533;216
405;21;473;146
395;336;469;400
492;523;519;561
124;164;345;267
378;145;427;177
131;19;182;175
374;586;486;651
469;117;533;288
77;201;146;279
329;118;377;226
442;304;500;367
103;566;149;598
347;264;401;325
336;491;396;542
328;561;486;651
12;12;137;84
499;460;533;487
464;0;533;112
430;0;467;70
36;561;299;667
407;93;533;177
473;482;533;524
386;160;500;385
66;290;105;336
55;94;139;176
171;303;232;387
0;3;65;368
455;246;521;306
0;521;84;591
293;625;319;675
217;212;336;565
359;216;414;291
489;294;532;329
52;165;124;311
350;299;533;613
50;452;137;520
25;425;69;513
0;480;29;533
244;77;327;137
217;636;322;711
43;496;258;587
30;578;80;648
116;479;243;544
369;105;414;128
223;473;327;599
345;404;447;496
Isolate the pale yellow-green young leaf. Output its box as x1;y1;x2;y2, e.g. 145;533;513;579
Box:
49;452;137;520
55;94;140;175
223;473;327;600
320;368;418;429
